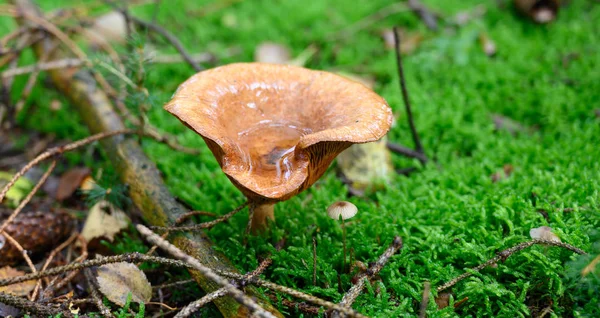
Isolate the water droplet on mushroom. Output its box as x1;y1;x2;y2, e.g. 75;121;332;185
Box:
235;121;312;183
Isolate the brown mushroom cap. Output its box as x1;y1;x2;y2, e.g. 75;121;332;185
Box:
165;63;393;202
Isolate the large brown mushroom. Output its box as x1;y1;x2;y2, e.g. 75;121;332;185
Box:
165;63;393;231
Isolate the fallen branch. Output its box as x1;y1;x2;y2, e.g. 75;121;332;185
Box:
0;292;69;317
10;1;280;316
436;239;587;293
0;58;83;78
137;224;276;318
175;258;273;318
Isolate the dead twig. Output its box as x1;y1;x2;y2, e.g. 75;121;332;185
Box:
84;268;115;318
0;291;69;317
0;160;57;235
266;294;321;315
136;224;277;318
407;0;439;31
436;239;587;293
41;235;88;300
393;27;427;164
386;142;428;162
331;236;403;317
1;58;83;78
31;232;78;301
175;258;273;318
130;16;202;71
0;130;130;206
1;231;37;274
151;201;248;232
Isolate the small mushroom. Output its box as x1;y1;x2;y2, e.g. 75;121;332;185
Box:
327;201;358;220
165;63;393;232
327;201;358;272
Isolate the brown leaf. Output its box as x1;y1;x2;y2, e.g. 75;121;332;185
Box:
96;262;152;306
435;292;451;309
56;167;91;201
81;200;130;243
0;266;36;296
529;226;561;242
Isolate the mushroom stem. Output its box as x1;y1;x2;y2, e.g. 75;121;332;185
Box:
249;201;275;233
342;217;347;273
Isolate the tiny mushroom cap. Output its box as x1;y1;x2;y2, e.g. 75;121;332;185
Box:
327;201;358;221
165;63;393;204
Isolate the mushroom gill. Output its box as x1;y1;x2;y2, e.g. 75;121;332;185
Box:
165;63;393;231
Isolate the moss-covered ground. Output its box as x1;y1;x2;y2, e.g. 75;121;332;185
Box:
2;0;599;317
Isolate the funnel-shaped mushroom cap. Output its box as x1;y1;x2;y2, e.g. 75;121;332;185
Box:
165;63;393;202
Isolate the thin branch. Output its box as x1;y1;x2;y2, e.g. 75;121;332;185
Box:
84;268;115;318
1;58;83;78
331;236;403;317
386;142;428;162
407;0;439;31
151;201;248;232
217;270;368;318
436;239;587;293
0;160;57;234
136;224;276;318
393;27;426;164
0;291;69;317
175;258;273;318
1;231;37;274
131;16;202;71
32;232;78;301
0;130;131;205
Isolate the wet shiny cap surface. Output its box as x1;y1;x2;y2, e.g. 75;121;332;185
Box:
165;63;393;202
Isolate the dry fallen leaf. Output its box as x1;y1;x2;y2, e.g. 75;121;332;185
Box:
96;262;152;307
84;11;129;46
254;42;292;64
336;137;393;196
381;28;424;55
81;200;130;243
0;266;36;296
435;292;451;309
56;167;91;201
530;226;561;242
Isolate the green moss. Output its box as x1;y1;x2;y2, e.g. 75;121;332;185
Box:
2;0;599;316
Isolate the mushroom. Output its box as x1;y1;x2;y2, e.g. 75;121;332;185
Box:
327;201;358;272
164;63;393;232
